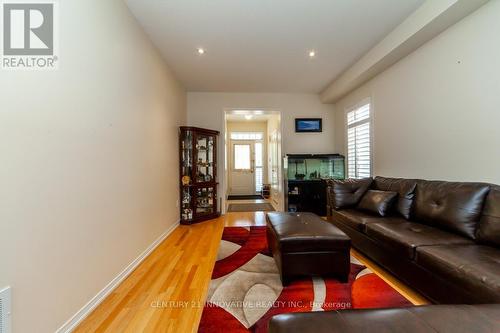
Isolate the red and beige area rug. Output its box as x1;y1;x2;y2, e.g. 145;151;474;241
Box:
198;226;412;332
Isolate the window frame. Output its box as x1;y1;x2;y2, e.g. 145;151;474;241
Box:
230;132;263;141
345;98;374;179
254;141;264;192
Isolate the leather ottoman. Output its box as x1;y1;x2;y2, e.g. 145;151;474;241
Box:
266;212;351;285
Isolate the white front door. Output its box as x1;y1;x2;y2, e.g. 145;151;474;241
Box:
230;141;255;195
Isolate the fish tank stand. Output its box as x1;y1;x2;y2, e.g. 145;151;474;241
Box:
284;154;345;216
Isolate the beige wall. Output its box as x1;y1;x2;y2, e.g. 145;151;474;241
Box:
334;0;500;184
0;1;186;332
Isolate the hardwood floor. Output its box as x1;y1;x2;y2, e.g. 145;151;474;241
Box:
350;249;429;305
74;212;428;332
224;211;267;227
74;216;225;333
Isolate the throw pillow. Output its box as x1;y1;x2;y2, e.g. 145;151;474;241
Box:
329;178;373;210
357;190;398;217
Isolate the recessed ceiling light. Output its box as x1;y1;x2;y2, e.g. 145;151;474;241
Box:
309;50;316;58
197;48;205;55
244;115;253;120
233;110;248;114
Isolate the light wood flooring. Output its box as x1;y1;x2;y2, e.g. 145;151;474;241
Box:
74;212;428;333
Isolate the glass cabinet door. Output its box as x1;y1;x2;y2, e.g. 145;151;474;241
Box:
180;130;193;185
181;187;193;221
195;134;215;183
195;186;215;216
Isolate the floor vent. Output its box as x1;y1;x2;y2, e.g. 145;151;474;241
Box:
0;287;11;333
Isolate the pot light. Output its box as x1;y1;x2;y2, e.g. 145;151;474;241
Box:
244;115;253;120
309;50;316;58
197;48;205;55
233;110;249;114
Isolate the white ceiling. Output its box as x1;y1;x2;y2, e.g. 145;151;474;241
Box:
126;0;424;93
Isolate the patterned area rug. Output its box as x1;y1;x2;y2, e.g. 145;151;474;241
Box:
198;226;412;332
227;203;275;212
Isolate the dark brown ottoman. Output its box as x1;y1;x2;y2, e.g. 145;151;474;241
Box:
266;212;351;285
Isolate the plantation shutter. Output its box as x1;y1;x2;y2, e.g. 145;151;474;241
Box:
347;103;371;179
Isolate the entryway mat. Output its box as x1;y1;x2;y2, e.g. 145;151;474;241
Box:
227;203;275;212
227;195;263;200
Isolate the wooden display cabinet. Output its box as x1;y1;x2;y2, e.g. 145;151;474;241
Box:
179;126;220;224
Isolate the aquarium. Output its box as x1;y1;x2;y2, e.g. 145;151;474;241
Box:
286;154;345;181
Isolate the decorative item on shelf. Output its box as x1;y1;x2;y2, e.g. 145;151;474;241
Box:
182;190;191;204
179;126;220;225
198;161;212;168
197;171;206;182
182;208;193;220
182;175;191;186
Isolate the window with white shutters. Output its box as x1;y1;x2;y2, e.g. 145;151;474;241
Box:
346;102;372;179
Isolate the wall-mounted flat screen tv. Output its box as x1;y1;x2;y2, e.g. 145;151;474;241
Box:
295;118;322;132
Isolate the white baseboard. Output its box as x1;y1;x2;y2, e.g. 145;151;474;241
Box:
56;221;180;333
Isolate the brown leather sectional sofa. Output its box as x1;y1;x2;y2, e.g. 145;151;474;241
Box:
326;176;500;304
269;304;500;333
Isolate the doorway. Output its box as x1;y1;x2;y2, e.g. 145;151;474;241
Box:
222;110;283;213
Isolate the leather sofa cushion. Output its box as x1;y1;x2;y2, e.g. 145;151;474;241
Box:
332;209;411;234
365;221;472;260
413;181;490;239
416;245;500;302
373;177;417;219
331;209;390;233
357;190;398;216
268;304;500;333
328;178;372;209
266;212;350;252
477;185;500;246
